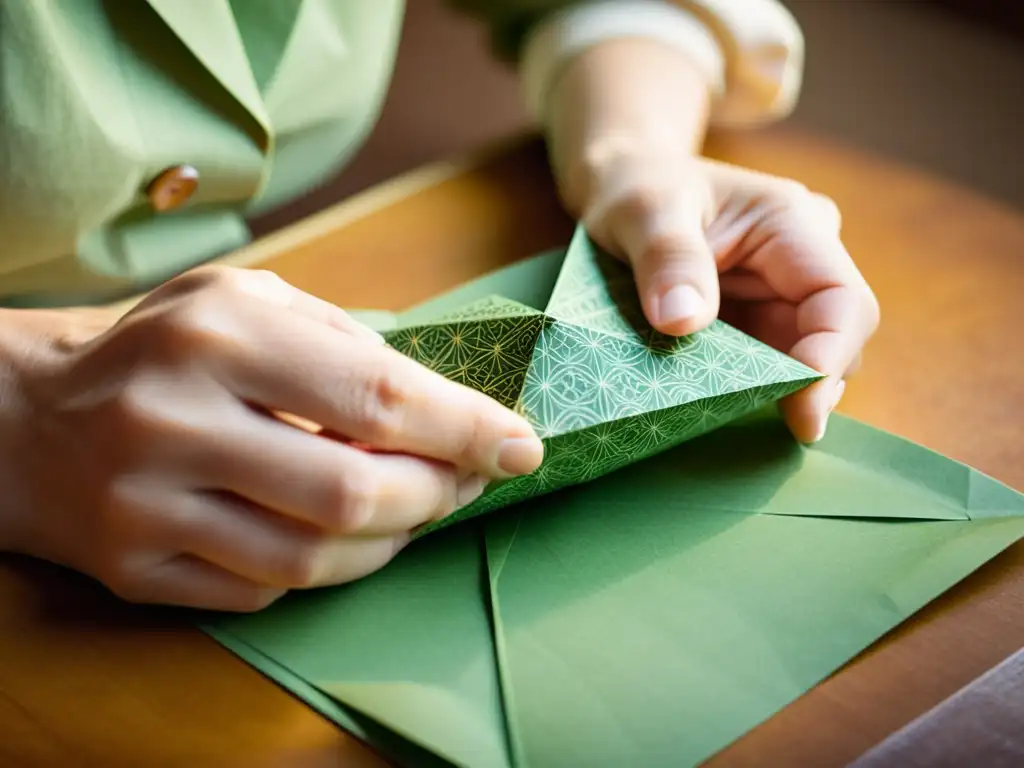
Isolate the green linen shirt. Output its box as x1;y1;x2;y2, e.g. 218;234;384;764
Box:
0;0;579;307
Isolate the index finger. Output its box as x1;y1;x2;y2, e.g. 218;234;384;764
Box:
218;297;544;479
752;222;879;442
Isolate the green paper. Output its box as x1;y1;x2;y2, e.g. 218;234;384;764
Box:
202;227;1024;767
383;227;820;533
209;525;505;768
483;418;1024;767
206;417;1024;768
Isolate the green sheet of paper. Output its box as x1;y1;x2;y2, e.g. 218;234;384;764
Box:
373;226;818;533
202;227;1024;767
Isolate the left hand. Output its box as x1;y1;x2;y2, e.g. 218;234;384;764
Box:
577;150;879;444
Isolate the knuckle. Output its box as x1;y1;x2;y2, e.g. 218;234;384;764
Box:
453;409;489;469
276;543;325;588
616;187;664;221
164;264;237;297
641;230;704;267
435;470;462;520
161;266;284;307
602;187;672;240
96;479;141;532
101;559;148;604
174;265;281;304
862;286;882;332
768;184;846;238
355;367;412;446
159;267;210;295
813;192;842;224
248;268;287;291
321;467;378;533
91;491;152;571
771;179;812;207
224;268;289;303
146;301;230;362
187;264;239;290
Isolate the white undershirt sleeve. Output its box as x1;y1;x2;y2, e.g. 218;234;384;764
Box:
520;0;805;128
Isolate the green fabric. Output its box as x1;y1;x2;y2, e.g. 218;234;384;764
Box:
0;0;583;306
202;230;1024;767
0;0;404;305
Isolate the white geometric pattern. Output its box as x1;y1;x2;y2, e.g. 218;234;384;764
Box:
384;227;821;533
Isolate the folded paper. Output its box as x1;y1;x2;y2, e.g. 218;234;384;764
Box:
365;226;819;532
203;228;1024;768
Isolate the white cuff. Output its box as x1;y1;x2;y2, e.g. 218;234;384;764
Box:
686;0;804;126
520;0;804;128
521;0;725;123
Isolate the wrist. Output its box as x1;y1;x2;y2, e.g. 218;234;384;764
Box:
544;37;712;216
0;307;117;552
0;306;115;391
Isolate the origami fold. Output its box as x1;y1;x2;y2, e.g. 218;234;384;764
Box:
202;228;1024;768
357;225;820;533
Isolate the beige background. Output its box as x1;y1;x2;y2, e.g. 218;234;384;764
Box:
253;0;1023;237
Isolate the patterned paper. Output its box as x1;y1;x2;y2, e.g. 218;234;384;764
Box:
385;227;820;532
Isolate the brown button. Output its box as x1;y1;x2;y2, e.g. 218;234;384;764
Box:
146;164;199;212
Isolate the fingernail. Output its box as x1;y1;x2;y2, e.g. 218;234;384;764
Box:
657;286;703;326
810;381;846;445
497;436;544;477
832;380;846;412
456;474;489;508
392;531;412;555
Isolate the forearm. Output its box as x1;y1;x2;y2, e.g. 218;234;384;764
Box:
543;37;712;215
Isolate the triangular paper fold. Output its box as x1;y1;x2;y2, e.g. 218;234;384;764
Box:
385;227;820;533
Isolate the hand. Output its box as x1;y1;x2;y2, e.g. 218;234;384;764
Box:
576;150;879;443
2;267;542;611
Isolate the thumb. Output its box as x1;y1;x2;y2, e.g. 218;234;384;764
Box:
607;194;721;337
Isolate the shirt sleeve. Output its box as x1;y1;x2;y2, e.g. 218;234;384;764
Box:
450;0;804;129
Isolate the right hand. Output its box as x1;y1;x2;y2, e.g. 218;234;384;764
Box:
2;267;543;611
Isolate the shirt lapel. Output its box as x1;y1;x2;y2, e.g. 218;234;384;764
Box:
144;0;272;151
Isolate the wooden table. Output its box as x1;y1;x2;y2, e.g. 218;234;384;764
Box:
2;129;1022;767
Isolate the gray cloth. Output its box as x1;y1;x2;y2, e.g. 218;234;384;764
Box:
849;648;1024;767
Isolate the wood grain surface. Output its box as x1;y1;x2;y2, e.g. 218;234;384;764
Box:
1;128;1022;767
